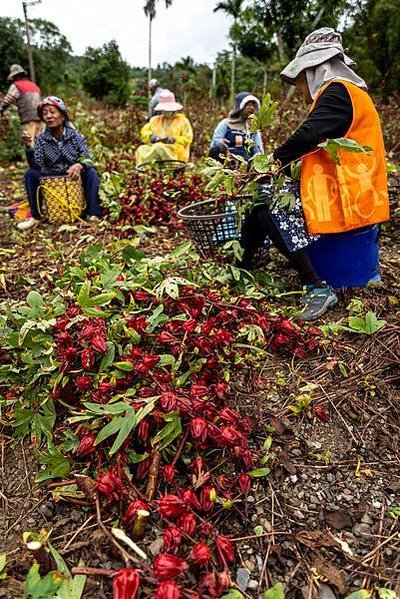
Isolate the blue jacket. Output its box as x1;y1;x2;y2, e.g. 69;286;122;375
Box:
27;125;93;176
210;118;264;159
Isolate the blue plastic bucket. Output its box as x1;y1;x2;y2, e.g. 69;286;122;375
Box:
307;225;380;289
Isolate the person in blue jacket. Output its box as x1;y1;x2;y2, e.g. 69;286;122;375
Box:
209;92;263;162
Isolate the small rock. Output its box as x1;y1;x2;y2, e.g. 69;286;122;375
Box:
290;475;298;483
326;473;335;483
149;537;164;556
372;500;382;509
352;523;372;536
361;512;374;526
247;579;259;590
243;559;256;573
236;567;250;591
246;495;255;503
318;583;338;599
293;510;305;520
291;449;302;456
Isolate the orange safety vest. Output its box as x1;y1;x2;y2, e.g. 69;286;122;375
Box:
301;80;389;234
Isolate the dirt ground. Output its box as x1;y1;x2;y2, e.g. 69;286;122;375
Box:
0;166;399;598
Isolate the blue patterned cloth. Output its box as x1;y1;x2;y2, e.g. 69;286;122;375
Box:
27;125;92;176
259;179;318;252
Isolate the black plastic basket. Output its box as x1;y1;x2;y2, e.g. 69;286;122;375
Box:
136;159;187;175
178;198;271;262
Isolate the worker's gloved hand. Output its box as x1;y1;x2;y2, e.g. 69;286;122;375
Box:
150;134;161;143
165;136;175;144
215;138;229;151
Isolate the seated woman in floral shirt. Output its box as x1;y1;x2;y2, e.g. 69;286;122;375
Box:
18;96;102;231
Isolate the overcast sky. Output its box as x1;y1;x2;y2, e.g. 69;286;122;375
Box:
2;0;233;67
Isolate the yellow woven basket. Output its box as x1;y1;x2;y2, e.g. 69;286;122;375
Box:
38;176;86;224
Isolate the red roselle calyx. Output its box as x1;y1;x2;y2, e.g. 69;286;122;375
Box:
81;348;94;371
157;495;187;518
123;499;150;528
177;513;197;535
215;535;235;565
153;553;189;580
163;465;176;483
96;468;125;502
112;568;140;599
163;526;182;554
154;580;181;599
74;433;96;457
314;404;330;422
190;417;208;443
190;542;212;566
238;473;251;494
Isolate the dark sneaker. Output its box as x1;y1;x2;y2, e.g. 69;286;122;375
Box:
295;287;338;321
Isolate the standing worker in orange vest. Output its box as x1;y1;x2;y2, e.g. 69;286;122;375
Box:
239;28;389;320
0;64;44;144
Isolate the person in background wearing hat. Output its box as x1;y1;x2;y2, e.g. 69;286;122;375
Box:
0;64;43;143
240;28;389;321
148;78;166;119
136;90;193;165
17;96;102;231
209;92;263;162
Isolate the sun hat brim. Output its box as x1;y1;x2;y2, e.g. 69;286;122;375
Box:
280;48;356;84
154;101;183;112
239;94;261;111
7;67;26;80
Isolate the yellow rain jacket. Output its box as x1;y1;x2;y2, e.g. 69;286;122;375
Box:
135;113;193;165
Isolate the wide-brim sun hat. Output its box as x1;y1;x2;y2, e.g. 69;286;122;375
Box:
155;90;183;112
37;96;69;121
280;27;356;85
7;64;27;80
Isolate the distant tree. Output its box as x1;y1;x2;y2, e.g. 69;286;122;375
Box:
344;0;400;96
214;0;246;103
0;17;72;92
82;40;131;106
0;18;26;86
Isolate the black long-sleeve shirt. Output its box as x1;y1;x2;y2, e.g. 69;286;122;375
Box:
274;82;353;166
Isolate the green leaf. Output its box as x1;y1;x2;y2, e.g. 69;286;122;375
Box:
109;409;137;455
99;342;115;372
264;582;286;599
87;292;116;307
0;553;6;579
221;591;246;599
26;291;44;309
344;592;372;599
253;525;264;536
23;563;65;599
36;449;70;483
114;361;134;371
170;241;193;257
253;154;272;174
81;306;110;318
248;467;271;478
157;354;175;367
77;282;90;308
151;411;182;450
94;417;124;446
377;590;398;599
318;137;372;165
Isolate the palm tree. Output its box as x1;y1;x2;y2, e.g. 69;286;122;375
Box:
143;0;173;105
214;0;245;104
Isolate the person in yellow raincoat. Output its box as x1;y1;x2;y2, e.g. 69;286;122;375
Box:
136;90;193;165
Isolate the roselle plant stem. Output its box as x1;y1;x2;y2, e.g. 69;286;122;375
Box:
171;430;189;468
145;449;161;501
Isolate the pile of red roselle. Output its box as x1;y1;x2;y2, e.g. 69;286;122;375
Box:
46;285;320;597
111;171;207;229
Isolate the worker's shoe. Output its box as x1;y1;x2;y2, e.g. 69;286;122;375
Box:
17;217;40;231
295;286;338;321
